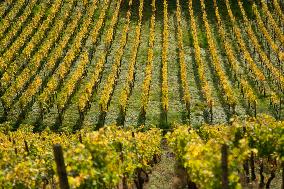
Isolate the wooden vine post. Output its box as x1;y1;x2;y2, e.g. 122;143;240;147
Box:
13;140;17;155
279;97;281;120
53;144;69;189
250;151;256;181
281;161;284;189
24;140;29;154
210;101;213;124
118;142;128;189
221;144;229;189
254;100;257;117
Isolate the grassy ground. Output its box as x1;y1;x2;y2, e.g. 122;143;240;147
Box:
144;143;178;189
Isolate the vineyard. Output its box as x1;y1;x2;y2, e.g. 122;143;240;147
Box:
0;0;283;188
0;0;283;130
0;0;283;129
